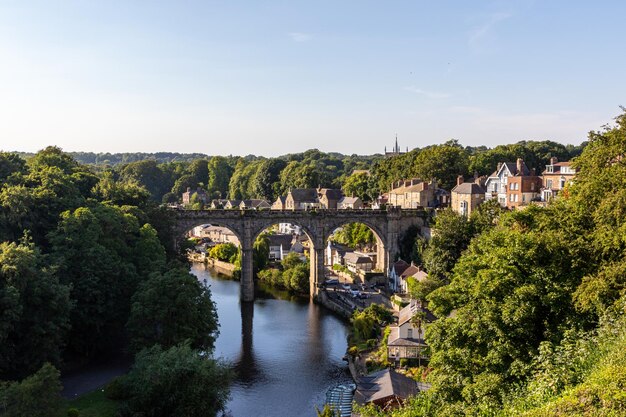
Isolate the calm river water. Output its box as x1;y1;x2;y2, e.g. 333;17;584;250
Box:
190;263;351;417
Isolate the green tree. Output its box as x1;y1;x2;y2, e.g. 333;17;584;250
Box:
342;172;371;201
0;363;63;417
411;141;470;190
209;243;239;263
253;233;270;272
49;203;165;356
0;241;71;379
126;268;219;352
426;223;580;412
119;159;170;201
0;152;26;182
120;344;231;417
331;223;375;250
421;209;472;281
92;171;151;207
252;158;287;201
207;156;233;198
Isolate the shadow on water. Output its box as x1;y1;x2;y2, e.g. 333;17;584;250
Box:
192;263;351;417
232;301;264;387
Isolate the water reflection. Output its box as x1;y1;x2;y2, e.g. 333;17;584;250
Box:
191;263;351;417
232;301;262;386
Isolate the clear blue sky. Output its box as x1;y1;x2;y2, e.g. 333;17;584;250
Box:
0;1;623;156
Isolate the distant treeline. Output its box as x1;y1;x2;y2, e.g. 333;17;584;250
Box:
74;140;585;205
16;151;211;165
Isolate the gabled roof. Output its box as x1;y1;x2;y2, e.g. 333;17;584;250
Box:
390;182;428;194
392;260;410;276
354;369;419;405
318;188;344;200
240;199;270;208
451;182;486;195
387;326;427;346
268;234;293;249
490;160;531;178
398;300;437;326
400;265;426;280
338;196;361;204
288;188;319;203
344;252;373;264
328;242;350;255
542;161;576;175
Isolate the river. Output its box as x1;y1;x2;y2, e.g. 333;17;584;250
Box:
190;263;351;417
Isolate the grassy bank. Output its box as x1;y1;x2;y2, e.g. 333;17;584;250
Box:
60;389;120;417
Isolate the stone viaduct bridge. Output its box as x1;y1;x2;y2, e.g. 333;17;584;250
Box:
172;208;432;301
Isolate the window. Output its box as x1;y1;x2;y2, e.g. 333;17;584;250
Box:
407;328;413;338
460;201;468;216
509;194;514;202
547;166;554;173
531;182;535;191
546;179;553;189
560;178;566;189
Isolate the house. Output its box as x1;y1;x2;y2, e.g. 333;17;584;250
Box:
451;175;486;217
271;196;287;210
223;200;241;209
182;187;208;205
541;157;577;201
387;300;436;364
268;234;294;261
387;179;437;208
204;225;240;246
284;189;320;210
389;260;410;292
317;188;344;209
210;199;229;209
344;252;373;273
354;369;427;408
326;242;350;266
337;196;363;209
278;222;302;235
372;194;389;209
434;188;451;208
484;158;541;209
239;199;271;210
396;264;427;294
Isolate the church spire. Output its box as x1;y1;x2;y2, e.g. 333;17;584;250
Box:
395;134;399;153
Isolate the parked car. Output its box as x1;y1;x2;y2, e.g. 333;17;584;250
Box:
324;278;339;286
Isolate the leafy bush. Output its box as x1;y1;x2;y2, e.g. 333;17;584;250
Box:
104;377;128;400
208;243;238;262
67;408;80;417
0;363;62;417
119;344;231;417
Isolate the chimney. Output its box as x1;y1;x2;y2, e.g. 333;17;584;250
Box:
457;175;464;186
497;162;502;172
516;158;524;175
550;157;558;165
186;187;191;192
531;168;536;176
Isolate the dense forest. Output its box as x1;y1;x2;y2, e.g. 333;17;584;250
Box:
0;148;229;416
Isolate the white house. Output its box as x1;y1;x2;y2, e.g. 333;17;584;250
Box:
387;300;436;363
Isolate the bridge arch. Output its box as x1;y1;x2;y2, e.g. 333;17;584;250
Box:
325;220;387;273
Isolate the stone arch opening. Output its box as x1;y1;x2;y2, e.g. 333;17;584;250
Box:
250;221;318;297
178;222;244;276
325;221;387;285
